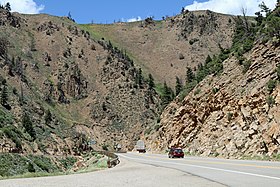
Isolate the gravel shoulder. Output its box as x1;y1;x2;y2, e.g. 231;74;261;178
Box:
0;157;225;187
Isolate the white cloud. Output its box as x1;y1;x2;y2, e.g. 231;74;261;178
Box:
127;16;142;22
185;0;277;16
0;0;44;14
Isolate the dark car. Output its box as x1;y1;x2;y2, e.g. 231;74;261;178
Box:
168;147;184;158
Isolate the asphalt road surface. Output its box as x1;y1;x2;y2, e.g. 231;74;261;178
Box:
119;152;280;187
1;152;280;187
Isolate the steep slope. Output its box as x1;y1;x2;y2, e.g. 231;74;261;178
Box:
83;10;235;88
0;8;160;157
145;5;280;159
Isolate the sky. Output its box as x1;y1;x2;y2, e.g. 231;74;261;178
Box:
0;0;278;24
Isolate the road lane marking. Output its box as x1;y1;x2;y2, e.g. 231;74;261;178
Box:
134;153;280;170
119;154;280;181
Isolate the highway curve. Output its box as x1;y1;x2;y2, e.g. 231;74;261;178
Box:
0;154;224;187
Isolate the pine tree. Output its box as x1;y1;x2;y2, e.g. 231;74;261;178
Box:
4;2;11;12
45;109;52;124
136;68;143;88
175;76;182;96
22;113;36;140
161;81;174;107
205;55;212;64
186;67;195;83
1;81;9;109
148;73;155;90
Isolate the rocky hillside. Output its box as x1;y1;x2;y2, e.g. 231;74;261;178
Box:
0;7;160;157
1;2;278;165
84;10;235;87
145;4;280;159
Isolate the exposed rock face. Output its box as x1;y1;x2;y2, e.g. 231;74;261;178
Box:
145;42;280;158
0;9;22;28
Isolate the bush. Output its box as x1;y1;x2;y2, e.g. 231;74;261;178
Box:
227;112;233;122
22;113;36;140
266;95;275;107
3;126;22;149
59;157;77;170
242;60;252;73
154;124;161;131
267;79;276;93
102;144;109;151
0;153;28;176
189;38;199;45
30;155;60;173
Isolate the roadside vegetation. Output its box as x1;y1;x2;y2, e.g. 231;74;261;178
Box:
0;152;107;179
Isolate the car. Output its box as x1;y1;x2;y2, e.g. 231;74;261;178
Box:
168;147;184;158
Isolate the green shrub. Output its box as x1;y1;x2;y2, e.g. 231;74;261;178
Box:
0;153;28;177
212;87;219;94
267;79;276;93
194;88;201;95
102;144;109;151
242;60;252;73
27;163;35;173
59;157;77;170
154;124;161;131
29;155;60;173
266;95;275;107
2;126;22;149
22;112;36;140
227;112;233;122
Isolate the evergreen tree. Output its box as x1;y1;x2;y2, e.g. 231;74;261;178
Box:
136;68;143;88
0;37;9;59
45;109;52;124
4;2;11;12
259;2;271;16
148;73;155;90
205;55;212;64
1;80;10;109
186;67;195;83
175;76;182;96
22;113;36;140
161;81;173;107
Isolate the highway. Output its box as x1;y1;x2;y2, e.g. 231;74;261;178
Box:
1;152;280;187
119;152;280;187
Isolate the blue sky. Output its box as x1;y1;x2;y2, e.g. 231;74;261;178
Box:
0;0;278;24
37;0;205;23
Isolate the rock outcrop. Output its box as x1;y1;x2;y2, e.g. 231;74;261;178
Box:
145;42;280;158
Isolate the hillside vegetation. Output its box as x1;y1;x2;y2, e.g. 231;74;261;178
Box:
0;1;279;178
144;3;280;159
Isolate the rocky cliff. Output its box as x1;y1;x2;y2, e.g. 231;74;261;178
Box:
145;41;280;158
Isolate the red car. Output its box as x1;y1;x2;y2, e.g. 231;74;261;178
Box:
168;147;184;158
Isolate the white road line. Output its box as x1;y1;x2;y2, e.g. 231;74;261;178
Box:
119;154;280;181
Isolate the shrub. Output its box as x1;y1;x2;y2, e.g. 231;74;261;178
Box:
194;88;201;95
242;60;252;73
267;79;276;93
227;112;233;122
59;157;77;170
212;87;219;94
154;124;161;131
102;144;109;151
3;126;22;149
266;95;275;107
22;112;36;140
31;155;59;173
189;38;199;45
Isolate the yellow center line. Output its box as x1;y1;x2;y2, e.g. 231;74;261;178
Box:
130;153;280;170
